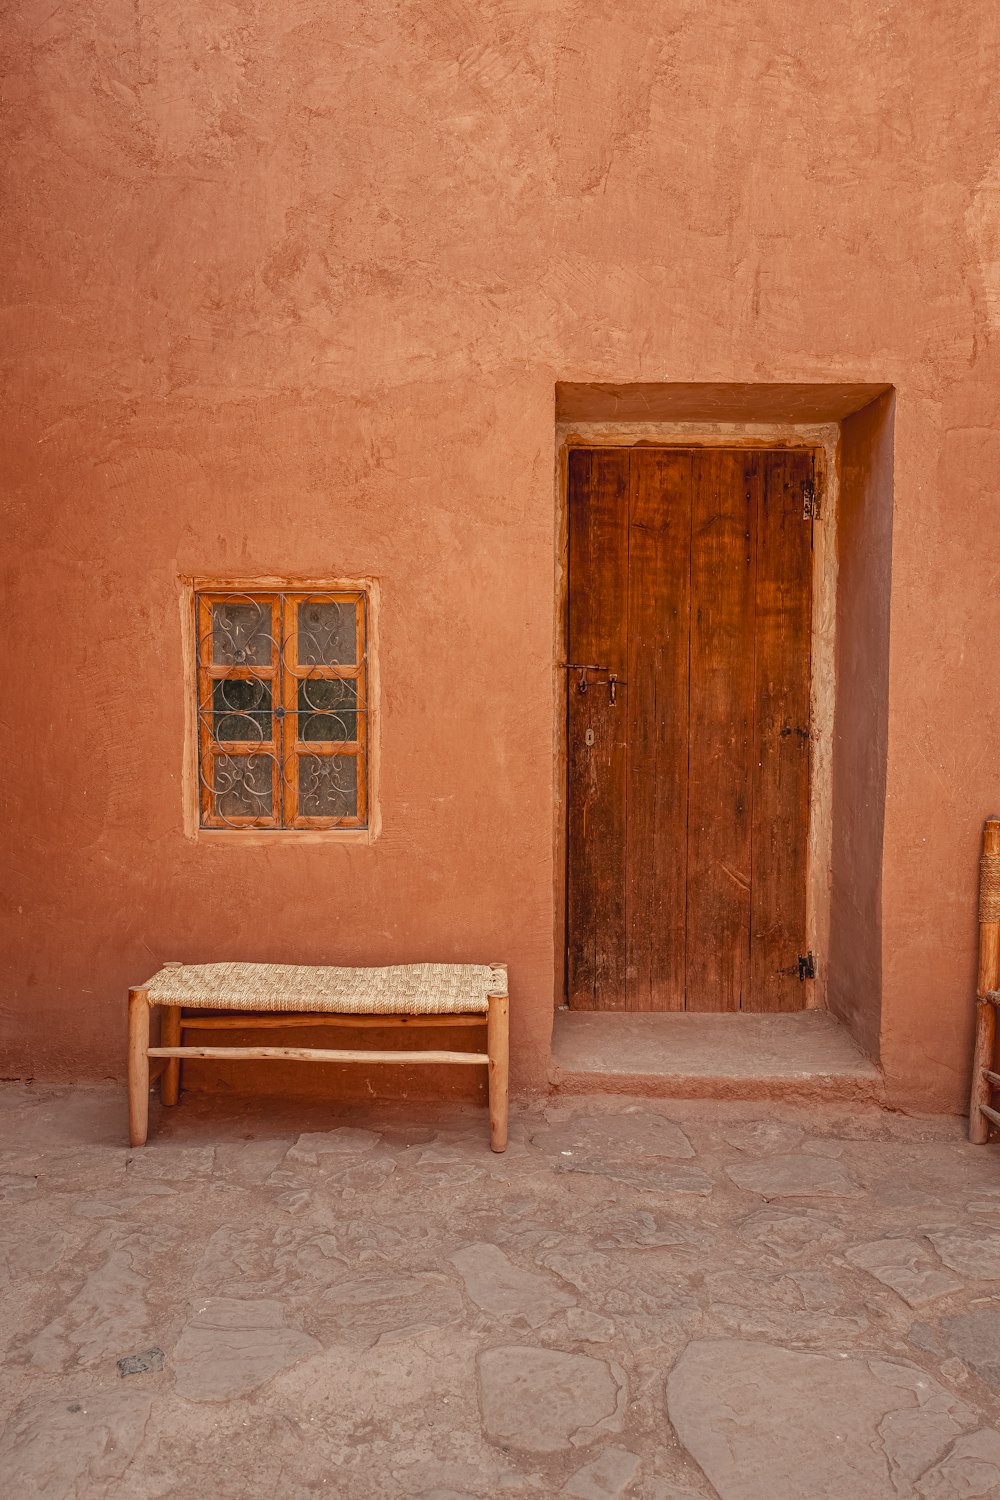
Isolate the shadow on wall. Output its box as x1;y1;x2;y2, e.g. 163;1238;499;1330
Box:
828;389;894;1063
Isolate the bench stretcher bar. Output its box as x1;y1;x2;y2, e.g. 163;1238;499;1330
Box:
148;1046;490;1064
178;1013;485;1029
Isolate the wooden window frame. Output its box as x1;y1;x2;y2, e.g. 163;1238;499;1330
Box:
195;588;369;831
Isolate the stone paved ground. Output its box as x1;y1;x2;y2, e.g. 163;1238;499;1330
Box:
3;1084;1000;1499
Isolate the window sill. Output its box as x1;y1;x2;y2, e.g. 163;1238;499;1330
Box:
193;827;375;847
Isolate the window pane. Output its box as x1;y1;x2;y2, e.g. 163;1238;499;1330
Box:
297;677;358;742
213;679;272;742
212;602;274;666
297;600;357;666
213;755;273;819
298;755;357;818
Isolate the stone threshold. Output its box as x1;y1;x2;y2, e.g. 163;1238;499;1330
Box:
549;1008;884;1104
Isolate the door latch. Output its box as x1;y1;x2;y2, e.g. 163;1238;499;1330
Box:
778;952;817;980
563;663;625;704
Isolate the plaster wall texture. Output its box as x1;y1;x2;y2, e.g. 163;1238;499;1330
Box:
4;0;1000;1110
828;394;894;1062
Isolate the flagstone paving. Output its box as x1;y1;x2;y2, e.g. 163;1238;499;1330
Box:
2;1083;1000;1498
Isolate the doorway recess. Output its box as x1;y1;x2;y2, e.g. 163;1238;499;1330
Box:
552;381;894;1096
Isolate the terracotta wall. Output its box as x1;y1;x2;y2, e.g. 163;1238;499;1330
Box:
828;395;894;1061
5;0;1000;1111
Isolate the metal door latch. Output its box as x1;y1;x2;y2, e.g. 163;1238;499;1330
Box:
778;952;817;980
563;663;626;704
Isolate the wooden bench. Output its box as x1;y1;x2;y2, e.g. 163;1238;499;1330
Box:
127;961;509;1152
970;819;1000;1143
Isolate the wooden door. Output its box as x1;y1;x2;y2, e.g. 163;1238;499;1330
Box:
566;447;813;1013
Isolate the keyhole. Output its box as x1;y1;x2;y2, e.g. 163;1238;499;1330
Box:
585;728;595;747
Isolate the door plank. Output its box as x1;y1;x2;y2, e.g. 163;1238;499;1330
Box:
626;450;693;1010
685;449;759;1011
566;449;629;1010
748;450;813;1011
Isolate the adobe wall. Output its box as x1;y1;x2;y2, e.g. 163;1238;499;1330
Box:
5;1;1000;1111
827;394;894;1062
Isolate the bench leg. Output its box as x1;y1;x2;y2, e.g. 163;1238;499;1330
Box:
161;1005;181;1106
970;1000;996;1144
487;993;509;1153
128;989;150;1147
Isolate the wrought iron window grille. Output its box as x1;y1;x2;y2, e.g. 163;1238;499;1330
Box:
195;589;369;830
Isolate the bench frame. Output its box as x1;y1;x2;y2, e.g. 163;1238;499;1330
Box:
127;982;509;1152
970;817;1000;1143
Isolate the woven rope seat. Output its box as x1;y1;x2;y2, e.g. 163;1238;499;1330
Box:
143;961;508;1017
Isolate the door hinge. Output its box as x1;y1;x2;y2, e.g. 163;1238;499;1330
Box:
802;480;820;521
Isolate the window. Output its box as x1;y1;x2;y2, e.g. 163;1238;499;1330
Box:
196;590;368;830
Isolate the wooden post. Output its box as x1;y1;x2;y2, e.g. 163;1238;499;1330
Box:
970;817;1000;1144
161;1006;181;1106
127;989;150;1148
487;992;509;1154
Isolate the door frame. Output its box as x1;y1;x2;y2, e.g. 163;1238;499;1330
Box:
553;422;839;1017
